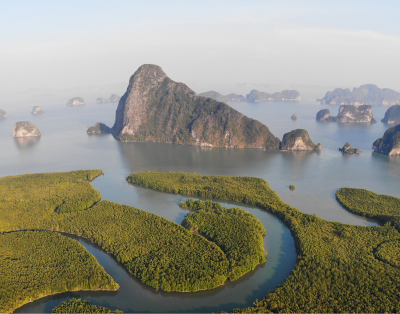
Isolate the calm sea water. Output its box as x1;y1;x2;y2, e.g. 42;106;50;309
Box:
1;99;397;312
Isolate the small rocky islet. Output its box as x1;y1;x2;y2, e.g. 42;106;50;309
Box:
96;94;121;104
280;129;321;151
0;109;7;120
12;121;41;137
67;97;85;106
31;106;44;115
339;143;361;154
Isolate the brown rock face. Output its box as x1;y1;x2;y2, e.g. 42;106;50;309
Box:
336;105;376;123
280;129;321;151
110;64;280;149
13;121;41;137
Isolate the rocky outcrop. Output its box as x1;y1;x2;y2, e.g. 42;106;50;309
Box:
97;94;121;104
226;93;245;102
382;105;400;125
316;109;336;122
31;106;44;115
246;89;301;102
0;109;7;120
67;97;85;106
291;114;297;120
373;125;400;156
339;142;361;154
198;91;229;104
13;121;41;137
280;129;321;151
87;122;112;134
336;105;376;123
318;84;400;106
108;64;280;149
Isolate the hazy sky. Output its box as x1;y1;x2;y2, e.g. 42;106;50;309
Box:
2;0;400;97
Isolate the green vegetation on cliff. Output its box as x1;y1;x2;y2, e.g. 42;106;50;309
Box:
52;298;122;313
0;231;118;313
180;199;266;280
128;171;400;313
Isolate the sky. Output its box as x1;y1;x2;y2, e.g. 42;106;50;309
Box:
1;0;400;102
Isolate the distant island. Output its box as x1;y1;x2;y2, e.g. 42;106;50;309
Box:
93;64;281;149
0;109;6;120
316;105;376;123
96;94;121;104
318;84;400;106
31;106;44;115
67;97;85;106
198;89;301;103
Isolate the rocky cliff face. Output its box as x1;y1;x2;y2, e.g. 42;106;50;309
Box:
373;125;400;156
31;106;44;115
319;84;400;106
110;64;280;149
280;129;321;151
316;109;336;122
336;105;376;123
382;105;400;125
0;109;7;120
13;121;41;137
67;97;85;106
339;142;361;154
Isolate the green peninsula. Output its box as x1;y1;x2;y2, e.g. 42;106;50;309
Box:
180;199;266;280
0;231;118;313
127;171;400;313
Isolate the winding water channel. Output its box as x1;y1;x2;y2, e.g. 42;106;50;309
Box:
1;100;394;312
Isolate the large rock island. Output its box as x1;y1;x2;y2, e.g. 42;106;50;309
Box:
280;129;321;151
13;121;41;137
101;64;280;149
316;105;376;123
382;104;400;125
319;84;400;106
67;97;85;106
373;125;400;156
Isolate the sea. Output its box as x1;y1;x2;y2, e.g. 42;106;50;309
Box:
1;99;398;313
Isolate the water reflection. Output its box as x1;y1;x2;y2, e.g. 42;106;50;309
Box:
13;136;41;150
119;141;281;176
